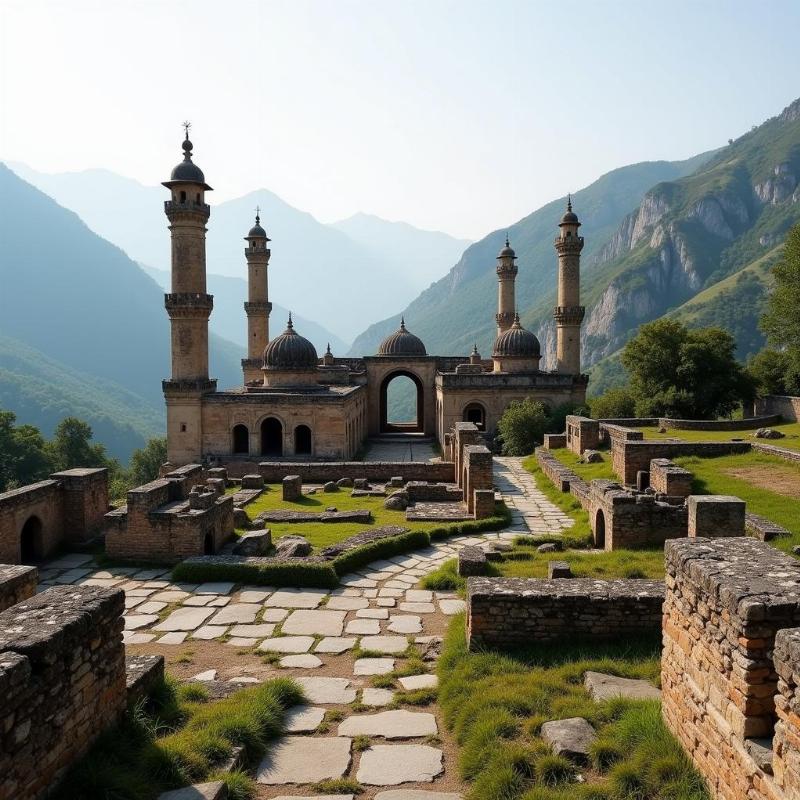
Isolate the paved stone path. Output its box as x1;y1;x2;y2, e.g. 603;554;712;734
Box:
34;457;565;798
364;438;437;463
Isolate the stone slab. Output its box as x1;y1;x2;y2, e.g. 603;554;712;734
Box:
360;635;409;654
262;607;290;622
354;658;395;675
192;625;229;640
258;636;314;654
540;717;596;763
346;618;381;635
195;582;235;595
438;599;466;615
280;654;323;669
239;590;270;603
326;596;370;610
398;674;438;691
229;624;275;638
271;797;352;800
388;615;423;634
315;636;357;654
281;609;346;637
157;632;188;644
265;589;327;608
398;602;436;614
295;676;357;704
405;590;433;602
124;614;159;630
208;603;261;625
358;608;390;619
256;736;352;784
192;669;217;681
357;744;443;785
157;781;227;800
362;688;395;707
584;671;661;702
374;792;462;800
284;705;326;733
135;601;167;615
155;607;215;632
339;710;437;739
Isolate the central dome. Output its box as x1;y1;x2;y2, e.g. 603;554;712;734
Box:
263;316;318;370
377;318;427;357
493;315;541;358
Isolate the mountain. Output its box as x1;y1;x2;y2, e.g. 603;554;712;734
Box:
348;151;715;357
0;164;246;460
10;165;469;342
331;212;471;291
141;265;350;355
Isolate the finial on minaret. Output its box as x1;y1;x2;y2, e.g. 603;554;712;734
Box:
472;343;479;355
287;312;293;329
400;316;406;330
255;205;260;225
513;312;521;326
505;233;510;248
326;342;332;355
567;193;572;212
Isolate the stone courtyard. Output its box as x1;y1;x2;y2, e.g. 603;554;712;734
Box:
26;457;568;799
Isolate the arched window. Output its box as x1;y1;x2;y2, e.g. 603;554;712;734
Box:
20;516;43;563
204;532;215;555
179;190;186;203
261;418;283;456
594;509;606;549
294;425;312;455
463;402;486;430
380;371;424;433
232;424;249;454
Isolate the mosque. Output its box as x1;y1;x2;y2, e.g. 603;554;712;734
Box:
162;130;588;466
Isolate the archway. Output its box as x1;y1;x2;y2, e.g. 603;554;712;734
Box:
594;509;606;549
232;424;249;455
20;516;43;563
260;418;283;456
380;371;424;433
463;402;486;431
203;532;215;555
294;425;312;455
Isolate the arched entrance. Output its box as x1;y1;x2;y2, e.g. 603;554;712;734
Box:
594;509;606;549
232;424;249;454
260;418;283;456
294;425;312;455
380;371;424;433
20;516;43;563
463;402;486;431
203;532;215;555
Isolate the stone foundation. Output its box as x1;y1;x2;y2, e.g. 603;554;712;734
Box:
0;586;126;800
466;576;663;648
0;565;37;612
257;461;455;484
687;495;745;537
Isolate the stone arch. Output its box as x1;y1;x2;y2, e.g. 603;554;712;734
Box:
260;417;283;456
20;515;44;563
380;370;424;433
232;423;250;455
294;424;312;455
462;401;487;431
594;508;606;549
203;531;215;555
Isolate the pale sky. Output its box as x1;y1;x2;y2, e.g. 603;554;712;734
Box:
1;0;799;240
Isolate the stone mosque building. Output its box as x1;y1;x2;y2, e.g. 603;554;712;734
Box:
162;131;588;466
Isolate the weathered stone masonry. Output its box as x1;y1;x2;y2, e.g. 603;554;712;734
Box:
0;586;127;800
662;538;800;800
0;564;37;612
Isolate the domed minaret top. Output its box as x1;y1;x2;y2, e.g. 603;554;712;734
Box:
377;317;427;357
495;234;519;336
163;122;212;191
246;207;269;240
559;194;580;227
498;234;516;259
469;343;482;365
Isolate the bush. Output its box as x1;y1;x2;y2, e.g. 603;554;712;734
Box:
588;388;636;420
332;529;430;575
497;398;550;455
172;558;339;589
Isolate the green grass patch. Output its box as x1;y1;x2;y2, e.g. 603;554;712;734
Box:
495;548;665;580
642;420;800;450
544;448;617;482
53;677;303;800
438;615;707;800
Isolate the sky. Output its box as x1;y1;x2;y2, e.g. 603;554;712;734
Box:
1;0;799;241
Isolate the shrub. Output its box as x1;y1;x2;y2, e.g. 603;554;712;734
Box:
588;388;636;420
535;754;576;786
332;529;430;576
172;558;339;589
497;398;550;455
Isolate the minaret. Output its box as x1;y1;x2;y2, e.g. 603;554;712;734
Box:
553;196;585;374
242;208;272;383
495;235;518;336
162;123;215;464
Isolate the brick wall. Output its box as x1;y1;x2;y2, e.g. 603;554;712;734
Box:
0;481;64;563
466;576;664;649
565;415;601;455
659;415;782;431
50;468;109;543
0;586;127;800
662;538;800;800
257;461;455;483
0;565;37;612
649;458;693;497
756;395;800;422
463;445;493;516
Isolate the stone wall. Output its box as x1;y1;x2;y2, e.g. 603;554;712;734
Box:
565;415;601;455
756;395;800;422
256;461;455;484
543;433;567;449
0;565;37;612
462;444;493;517
752;442;800;464
466;576;664;648
49;468;109;544
611;440;751;485
662;538;800;800
659;415;782;431
649;458;693;497
0;586;127;800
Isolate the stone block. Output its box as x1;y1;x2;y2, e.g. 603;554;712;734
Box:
337;477;354;488
232;507;251;528
232;529;272;556
126;654;165;706
389;476;404;487
687;495;746;537
273;535;312;558
548;560;572;579
240;474;264;490
540;717;596;763
323;481;338;493
282;475;302;501
353;478;369;489
207;467;228;482
458;546;487;576
474;488;495;519
206;477;226;496
158;782;228;800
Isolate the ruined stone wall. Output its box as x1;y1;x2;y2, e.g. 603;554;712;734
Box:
50;468;108;543
0;480;64;563
0;565;37;612
463;445;493;517
757;395;800;422
565;415;600;455
659;415;782;431
649;458;693;497
598;422;644;446
612;440;751;485
466;576;664;648
0;586;126;800
256;461;455;483
662;538;800;800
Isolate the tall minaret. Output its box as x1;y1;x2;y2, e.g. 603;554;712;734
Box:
553;196;585;374
242;209;272;383
495;235;518;336
162;123;215;464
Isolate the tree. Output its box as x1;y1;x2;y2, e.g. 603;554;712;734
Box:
0;411;53;492
761;223;800;394
588;388;636;420
621;319;747;419
496;398;549;456
47;417;110;472
130;437;168;485
746;349;791;396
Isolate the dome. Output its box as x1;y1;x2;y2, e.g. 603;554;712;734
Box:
377;318;427;357
498;235;516;258
164;131;211;189
493;315;540;358
263;316;318;370
247;212;268;239
560;196;579;225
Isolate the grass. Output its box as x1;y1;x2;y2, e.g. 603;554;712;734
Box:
439;616;708;800
496;549;665;580
53;676;304;800
640;420;800;451
544;448;617;482
675;451;800;553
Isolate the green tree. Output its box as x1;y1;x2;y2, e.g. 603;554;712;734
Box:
130;437;168;485
0;411;54;491
497;398;549;456
589;388;636;420
746;348;791;396
761;223;800;393
621;319;747;419
47;417;111;472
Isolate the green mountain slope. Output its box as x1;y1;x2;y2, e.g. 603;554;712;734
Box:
347;151;714;357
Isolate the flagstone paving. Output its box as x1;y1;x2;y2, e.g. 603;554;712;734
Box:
35;457;567;798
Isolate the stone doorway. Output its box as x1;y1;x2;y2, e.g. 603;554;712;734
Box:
463;402;486;431
20;515;43;563
232;424;249;454
380;371;423;433
294;425;312;455
594;509;606;549
261;418;283;456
